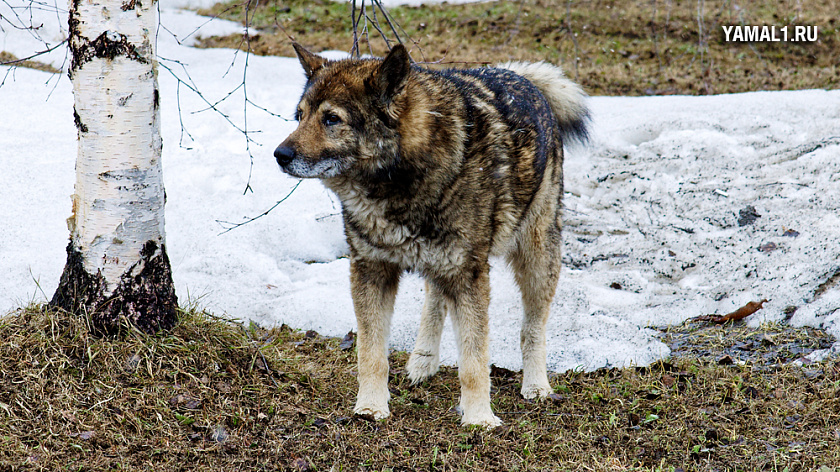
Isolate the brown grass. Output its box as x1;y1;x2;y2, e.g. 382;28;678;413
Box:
2;305;839;471
0;51;60;74
195;0;839;96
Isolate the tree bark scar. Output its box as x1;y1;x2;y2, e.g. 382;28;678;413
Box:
50;242;107;315
105;240;179;334
73;107;88;133
50;240;179;335
70;31;148;75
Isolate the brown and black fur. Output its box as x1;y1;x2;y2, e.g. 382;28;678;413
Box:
275;43;589;427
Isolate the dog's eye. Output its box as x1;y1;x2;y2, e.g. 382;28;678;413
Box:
295;108;302;121
324;113;342;126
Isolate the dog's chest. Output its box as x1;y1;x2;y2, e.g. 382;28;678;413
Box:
337;186;465;274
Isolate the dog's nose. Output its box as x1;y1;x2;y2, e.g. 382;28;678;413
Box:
274;145;295;166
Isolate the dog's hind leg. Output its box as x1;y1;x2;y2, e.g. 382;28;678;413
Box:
447;266;502;428
406;280;447;383
350;258;401;420
510;220;562;400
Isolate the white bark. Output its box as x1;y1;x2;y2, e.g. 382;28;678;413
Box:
69;0;164;296
53;0;177;332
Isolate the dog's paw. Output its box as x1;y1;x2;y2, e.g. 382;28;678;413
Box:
353;404;390;421
461;411;503;429
521;382;553;400
405;350;439;384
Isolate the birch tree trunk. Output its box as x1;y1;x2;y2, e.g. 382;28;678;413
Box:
51;0;178;333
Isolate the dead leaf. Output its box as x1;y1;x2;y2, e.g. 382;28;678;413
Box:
339;331;355;351
692;299;768;324
125;353;142;373
758;242;777;253
721;299;768;322
782;228;800;237
211;425;228;443
547;393;566;403
291;457;310;471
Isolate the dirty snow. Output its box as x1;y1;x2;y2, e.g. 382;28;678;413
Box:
1;0;839;373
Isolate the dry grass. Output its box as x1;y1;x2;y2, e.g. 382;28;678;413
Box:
195;0;839;96
2;305;839;471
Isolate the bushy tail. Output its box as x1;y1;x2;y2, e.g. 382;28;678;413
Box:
497;61;591;145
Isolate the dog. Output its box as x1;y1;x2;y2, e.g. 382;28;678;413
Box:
275;42;589;427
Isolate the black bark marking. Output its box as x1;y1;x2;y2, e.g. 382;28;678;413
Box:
73;107;88;133
51;240;179;335
70;30;148;76
117;92;134;106
51;242;107;317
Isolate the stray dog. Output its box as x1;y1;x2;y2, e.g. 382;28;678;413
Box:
275;43;589;427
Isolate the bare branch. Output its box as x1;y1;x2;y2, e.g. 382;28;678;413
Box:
215;179;303;235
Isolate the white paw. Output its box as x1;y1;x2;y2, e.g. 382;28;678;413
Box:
405;350;439;384
521;382;552;400
353;403;390;420
461;411;503;429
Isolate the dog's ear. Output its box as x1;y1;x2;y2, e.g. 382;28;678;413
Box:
293;42;327;79
370;44;411;102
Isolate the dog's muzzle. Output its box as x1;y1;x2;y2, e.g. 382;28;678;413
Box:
274;145;296;167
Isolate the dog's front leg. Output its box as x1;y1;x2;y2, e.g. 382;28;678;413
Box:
447;265;502;428
350;257;401;420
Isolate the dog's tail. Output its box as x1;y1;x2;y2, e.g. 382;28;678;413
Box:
497;61;591;145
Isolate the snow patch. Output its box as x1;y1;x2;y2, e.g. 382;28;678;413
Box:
2;6;839;373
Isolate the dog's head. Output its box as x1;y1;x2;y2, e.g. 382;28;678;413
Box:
274;43;411;179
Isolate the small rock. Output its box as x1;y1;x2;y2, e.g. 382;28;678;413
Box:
738;205;761;226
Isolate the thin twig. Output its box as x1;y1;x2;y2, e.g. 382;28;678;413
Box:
0;39;66;66
565;0;581;82
650;0;662;77
351;0;359;58
215;179;303;235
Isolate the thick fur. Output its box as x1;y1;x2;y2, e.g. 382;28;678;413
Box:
275;43;589;427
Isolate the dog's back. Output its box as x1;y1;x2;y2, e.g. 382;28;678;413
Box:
369;62;589;264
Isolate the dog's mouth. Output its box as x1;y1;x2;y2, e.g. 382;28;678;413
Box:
275;146;343;179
